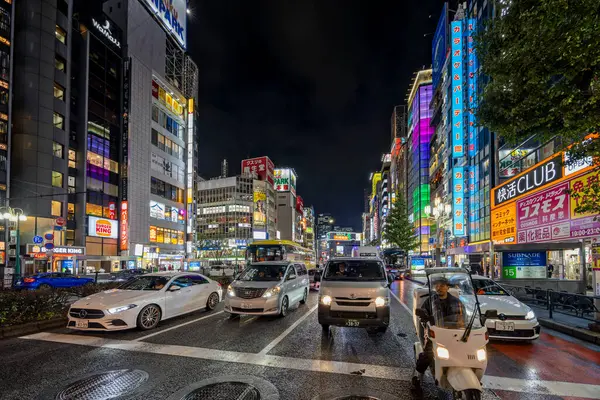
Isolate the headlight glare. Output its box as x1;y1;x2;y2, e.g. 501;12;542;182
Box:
476;348;487;362
375;296;387;307
262;286;281;298
525;310;535;320
227;285;235;297
107;304;137;314
321;295;332;305
436;346;450;360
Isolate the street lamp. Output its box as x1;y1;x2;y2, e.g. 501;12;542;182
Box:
0;207;27;279
428;197;452;267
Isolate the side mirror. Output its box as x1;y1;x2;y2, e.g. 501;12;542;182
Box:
415;308;430;320
168;285;181;292
484;309;498;319
287;274;297;281
314;273;321;282
387;275;394;285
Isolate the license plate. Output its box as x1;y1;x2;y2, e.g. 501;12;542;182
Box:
345;319;360;327
495;321;515;331
75;320;89;329
241;302;252;309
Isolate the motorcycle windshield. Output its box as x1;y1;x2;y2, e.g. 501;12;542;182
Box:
427;272;482;330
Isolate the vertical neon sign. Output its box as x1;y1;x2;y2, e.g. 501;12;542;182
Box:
467;19;477;158
452;167;465;236
451;21;464;158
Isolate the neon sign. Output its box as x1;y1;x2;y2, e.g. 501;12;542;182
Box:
451;20;464;158
453;167;465;236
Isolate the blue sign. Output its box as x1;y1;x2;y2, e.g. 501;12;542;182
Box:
451;20;464;158
452;167;465;236
62;260;73;272
127;260;136;269
44;233;54;241
33;236;43;244
502;252;547;267
466;19;478;158
432;3;448;91
45;243;54;250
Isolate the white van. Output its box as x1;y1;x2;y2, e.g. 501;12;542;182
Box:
316;257;393;333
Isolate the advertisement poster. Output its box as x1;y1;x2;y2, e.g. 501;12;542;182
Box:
88;216;119;239
491;203;517;244
274;168;297;194
253;190;267;227
502;252;547;279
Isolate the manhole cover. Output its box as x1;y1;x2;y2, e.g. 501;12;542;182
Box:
55;369;148;400
183;382;261;400
167;376;279;400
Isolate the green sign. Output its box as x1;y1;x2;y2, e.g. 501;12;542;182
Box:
502;266;517;279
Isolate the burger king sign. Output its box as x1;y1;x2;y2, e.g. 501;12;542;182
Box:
88;216;118;239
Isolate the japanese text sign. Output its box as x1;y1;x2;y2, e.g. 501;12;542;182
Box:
491;203;517;244
452;167;465;236
451;20;464;158
242;156;275;185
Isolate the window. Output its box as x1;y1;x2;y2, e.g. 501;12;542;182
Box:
67;203;75;220
68;149;76;168
53;142;63;158
54;83;65;100
52;170;63;187
68;175;75;193
51;200;62;217
55;25;66;44
53;112;64;129
86;203;103;217
55;55;66;72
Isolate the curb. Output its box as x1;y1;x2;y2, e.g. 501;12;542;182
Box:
0;318;67;340
538;318;600;345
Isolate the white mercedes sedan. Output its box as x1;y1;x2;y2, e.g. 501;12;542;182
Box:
472;275;540;341
67;272;223;331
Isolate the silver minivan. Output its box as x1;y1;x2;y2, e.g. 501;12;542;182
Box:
224;261;310;318
316;257;393;333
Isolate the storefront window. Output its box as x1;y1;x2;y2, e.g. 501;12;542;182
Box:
149;226;157;242
86;203;103;217
157;227;164;243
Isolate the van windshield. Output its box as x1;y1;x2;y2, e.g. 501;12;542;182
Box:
323;260;385;281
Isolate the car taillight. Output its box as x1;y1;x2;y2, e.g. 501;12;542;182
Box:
217;282;222;287
24;278;36;283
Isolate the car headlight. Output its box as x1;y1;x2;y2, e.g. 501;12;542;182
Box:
227;285;235;297
375;296;388;307
321;295;332;305
476;348;487;362
436;346;450;360
262;286;281;298
107;304;137;314
525;310;535;320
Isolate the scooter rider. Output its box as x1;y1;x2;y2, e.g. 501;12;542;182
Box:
413;277;465;387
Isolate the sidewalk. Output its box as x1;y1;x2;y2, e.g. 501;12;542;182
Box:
530;304;600;345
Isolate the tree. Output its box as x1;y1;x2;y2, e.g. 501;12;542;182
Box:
382;194;419;252
475;0;600;213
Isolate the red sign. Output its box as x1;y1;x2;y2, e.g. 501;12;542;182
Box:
55;217;65;226
120;201;128;251
296;195;304;214
241;156;275;185
151;80;159;99
108;202;116;219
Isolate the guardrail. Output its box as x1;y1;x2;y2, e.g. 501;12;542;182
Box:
500;283;599;324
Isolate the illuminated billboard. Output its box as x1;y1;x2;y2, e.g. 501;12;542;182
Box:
140;0;187;49
242;156;275;185
274;168;297;196
452;167;465;236
88;217;118;239
253;189;267;227
451;20;464;158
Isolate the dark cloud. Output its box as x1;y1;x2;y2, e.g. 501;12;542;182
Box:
187;0;441;230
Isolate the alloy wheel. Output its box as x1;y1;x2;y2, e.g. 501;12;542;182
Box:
140;305;160;329
280;296;289;317
207;292;219;310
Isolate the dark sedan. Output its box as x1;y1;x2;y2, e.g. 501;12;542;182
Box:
14;273;95;290
108;269;147;282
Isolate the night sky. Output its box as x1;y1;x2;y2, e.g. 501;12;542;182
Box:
187;1;442;230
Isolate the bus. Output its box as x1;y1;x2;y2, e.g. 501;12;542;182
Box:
245;240;316;269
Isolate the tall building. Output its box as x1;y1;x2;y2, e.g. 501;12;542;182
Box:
196;175;253;265
303;205;315;252
316;212;334;263
241;156;276;240
406;69;433;255
274;167;298;241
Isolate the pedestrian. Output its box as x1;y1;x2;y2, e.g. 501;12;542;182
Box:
485;264;490;278
454;262;459;269
547;264;554;279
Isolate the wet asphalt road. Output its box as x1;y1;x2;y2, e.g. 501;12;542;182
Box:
0;280;599;400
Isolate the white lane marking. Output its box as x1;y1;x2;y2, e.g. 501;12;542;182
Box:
258;304;318;355
21;332;412;381
134;311;224;342
389;288;412;313
20;332;600;398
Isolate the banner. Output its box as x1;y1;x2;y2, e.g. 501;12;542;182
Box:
253;190;267;227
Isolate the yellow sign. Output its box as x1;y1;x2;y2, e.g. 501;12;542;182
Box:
491;203;517;244
253;190;267;226
371;173;382;198
569;171;599;219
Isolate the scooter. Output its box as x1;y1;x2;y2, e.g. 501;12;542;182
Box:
412;268;497;400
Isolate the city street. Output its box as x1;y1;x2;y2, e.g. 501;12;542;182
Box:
1;280;599;400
